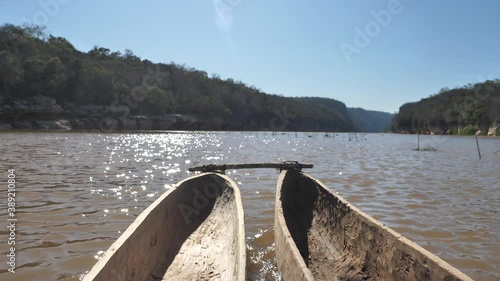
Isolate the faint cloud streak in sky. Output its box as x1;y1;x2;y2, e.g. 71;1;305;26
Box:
213;0;242;53
213;0;233;34
213;0;242;35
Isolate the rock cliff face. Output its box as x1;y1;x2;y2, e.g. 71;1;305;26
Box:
0;96;200;131
0;95;63;119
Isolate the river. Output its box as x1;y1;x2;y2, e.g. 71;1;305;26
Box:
0;131;498;281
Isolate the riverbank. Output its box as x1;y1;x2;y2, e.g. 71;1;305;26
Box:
394;124;499;137
0;95;219;131
0;115;200;131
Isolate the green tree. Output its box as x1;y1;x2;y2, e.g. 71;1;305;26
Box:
146;87;171;114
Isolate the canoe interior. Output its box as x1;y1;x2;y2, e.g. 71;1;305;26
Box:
84;173;245;281
275;169;472;281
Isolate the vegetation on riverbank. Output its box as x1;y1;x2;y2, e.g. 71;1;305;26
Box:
391;80;500;136
0;24;391;132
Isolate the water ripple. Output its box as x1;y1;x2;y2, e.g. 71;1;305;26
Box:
0;132;498;281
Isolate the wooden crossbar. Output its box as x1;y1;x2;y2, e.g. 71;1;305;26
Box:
188;162;313;172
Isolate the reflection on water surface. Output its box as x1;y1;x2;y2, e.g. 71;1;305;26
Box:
0;132;498;280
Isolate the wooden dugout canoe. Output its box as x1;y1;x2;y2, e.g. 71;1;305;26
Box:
83;173;246;281
275;169;473;281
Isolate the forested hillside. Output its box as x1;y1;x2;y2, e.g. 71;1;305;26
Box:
348;108;393;133
0;24;391;132
391;81;500;135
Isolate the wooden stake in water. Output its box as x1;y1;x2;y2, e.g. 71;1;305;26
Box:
417;131;420;151
475;133;482;160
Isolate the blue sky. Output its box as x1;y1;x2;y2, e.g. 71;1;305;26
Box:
1;0;499;113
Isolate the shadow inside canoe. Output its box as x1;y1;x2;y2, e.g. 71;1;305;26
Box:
281;170;317;266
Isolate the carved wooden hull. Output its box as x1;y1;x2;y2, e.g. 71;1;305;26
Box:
84;173;246;281
275;169;472;281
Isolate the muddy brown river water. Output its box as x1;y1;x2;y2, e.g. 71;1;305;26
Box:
0;132;498;281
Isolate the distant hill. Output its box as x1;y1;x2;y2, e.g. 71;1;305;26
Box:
0;23;392;132
391;81;500;135
348;108;394;132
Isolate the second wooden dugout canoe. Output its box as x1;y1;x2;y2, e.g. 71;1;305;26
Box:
83;172;246;281
275;169;473;281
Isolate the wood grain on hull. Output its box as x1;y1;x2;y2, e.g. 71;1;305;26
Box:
83;173;246;281
275;170;473;281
